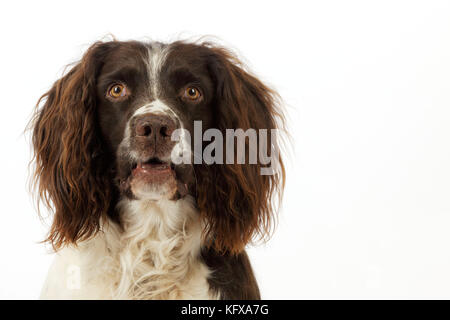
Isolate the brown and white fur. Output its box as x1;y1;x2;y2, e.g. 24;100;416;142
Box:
31;39;285;299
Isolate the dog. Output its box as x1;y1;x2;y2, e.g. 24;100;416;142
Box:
31;39;284;299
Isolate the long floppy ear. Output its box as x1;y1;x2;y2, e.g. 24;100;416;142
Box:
31;41;117;250
196;44;285;255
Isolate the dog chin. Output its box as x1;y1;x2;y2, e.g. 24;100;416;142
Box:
131;180;178;200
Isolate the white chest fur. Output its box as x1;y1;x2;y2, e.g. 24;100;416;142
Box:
40;197;215;299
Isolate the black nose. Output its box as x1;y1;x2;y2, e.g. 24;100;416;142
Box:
134;114;176;139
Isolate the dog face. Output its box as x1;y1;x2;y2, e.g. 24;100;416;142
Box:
31;39;284;254
95;41;216;201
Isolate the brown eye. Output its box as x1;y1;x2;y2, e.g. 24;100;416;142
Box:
108;84;127;99
183;87;202;101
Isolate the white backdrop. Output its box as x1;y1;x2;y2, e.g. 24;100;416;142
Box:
1;0;450;299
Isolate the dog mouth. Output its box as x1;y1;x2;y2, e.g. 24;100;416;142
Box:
119;156;190;200
131;157;175;177
132;158;174;175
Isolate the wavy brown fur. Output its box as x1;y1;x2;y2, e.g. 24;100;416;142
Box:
192;43;286;254
30;42;120;250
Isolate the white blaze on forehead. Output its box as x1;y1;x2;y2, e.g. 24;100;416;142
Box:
146;42;169;97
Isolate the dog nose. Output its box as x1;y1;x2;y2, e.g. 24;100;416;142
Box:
134;114;176;139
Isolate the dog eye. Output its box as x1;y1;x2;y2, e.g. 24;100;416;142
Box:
183;87;202;101
108;84;128;99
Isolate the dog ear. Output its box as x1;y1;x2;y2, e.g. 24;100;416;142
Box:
196;44;285;255
31;41;118;250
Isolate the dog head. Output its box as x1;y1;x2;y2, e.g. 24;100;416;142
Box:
31;39;285;254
